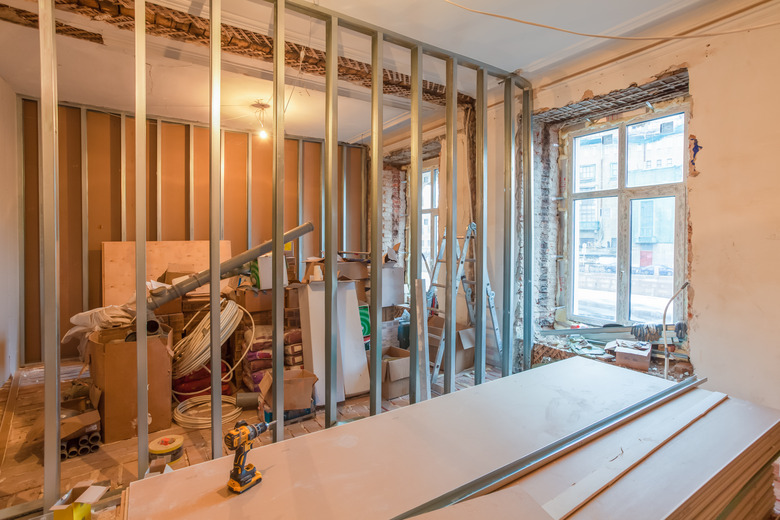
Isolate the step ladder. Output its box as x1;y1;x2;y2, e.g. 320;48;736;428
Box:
425;222;502;387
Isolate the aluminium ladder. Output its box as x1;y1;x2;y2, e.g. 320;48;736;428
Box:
425;222;502;386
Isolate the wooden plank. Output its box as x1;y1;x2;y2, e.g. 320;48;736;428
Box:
124;358;676;519
101;240;232;306
543;391;727;519
0;370;21;468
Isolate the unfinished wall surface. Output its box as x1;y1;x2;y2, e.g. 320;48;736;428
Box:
534;3;780;409
381;167;406;258
0;76;20;380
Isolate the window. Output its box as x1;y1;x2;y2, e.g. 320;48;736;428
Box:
421;168;439;289
568;110;687;325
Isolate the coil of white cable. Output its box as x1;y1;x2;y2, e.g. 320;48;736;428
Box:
173;395;243;429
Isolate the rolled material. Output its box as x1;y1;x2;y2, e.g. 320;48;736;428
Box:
67;439;78;458
60;441;66;452
60;448;68;461
89;431;101;444
78;434;89;446
78;444;90;456
89;443;100;453
235;392;261;410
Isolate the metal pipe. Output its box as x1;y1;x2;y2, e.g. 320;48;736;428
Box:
134;0;149;477
408;45;422;404
443;57;457;394
271;0;286;442
501;80;515;377
391;375;707;519
369;31;384;415
324;14;339;427
39;0;61;508
146;222;313;309
521;87;534;371
474;68;487;385
208;0;222;457
539;324;677;336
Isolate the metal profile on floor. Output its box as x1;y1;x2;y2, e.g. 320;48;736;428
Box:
369;29;383;415
324;13;339;428
134;0;148;476
271;0;286;442
208;0;222;457
443;57;457;395
39;0;60;509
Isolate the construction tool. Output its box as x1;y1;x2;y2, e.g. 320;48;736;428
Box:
224;420;276;494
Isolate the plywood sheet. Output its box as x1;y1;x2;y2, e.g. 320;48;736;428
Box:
301;140;322;259
160;122;187;241
101;240;232;306
223;131;248;254
125;358;678;519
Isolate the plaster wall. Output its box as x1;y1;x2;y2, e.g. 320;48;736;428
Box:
0;75;21;382
534;3;780;409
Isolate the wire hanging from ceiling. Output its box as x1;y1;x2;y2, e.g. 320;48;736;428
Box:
442;0;780;41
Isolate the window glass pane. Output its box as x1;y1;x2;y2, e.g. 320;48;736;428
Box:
573;129;618;192
422;171;432;210
627;113;684;187
630;197;676;322
432;169;439;209
572;197;618;321
421;214;438;289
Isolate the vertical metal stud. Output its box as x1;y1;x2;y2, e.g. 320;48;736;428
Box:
474;68;487;384
340;145;347;249
39;0;61;509
120;113;127;240
297;138;304;274
208;0;222;457
156;118;162;240
320;140;325;254
359;146;367;252
188;123;195;240
220;129;225;240
80;108;89;310
443;57;457;394
324;14;339;427
271;0;286;442
17;97;27;365
247;132;252;250
502;79;515;377
408;45;423;403
521;86;534;371
369;31;383;415
134;0;149;477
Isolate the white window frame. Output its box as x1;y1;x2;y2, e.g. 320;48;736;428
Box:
421;164;440;277
564;106;689;326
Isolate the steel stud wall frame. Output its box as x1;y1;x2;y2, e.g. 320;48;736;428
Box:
34;0;533;513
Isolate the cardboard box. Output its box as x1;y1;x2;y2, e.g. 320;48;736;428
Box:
427;316;475;374
50;481;109;520
88;326;173;444
609;340;652;371
381;346;410;399
235;287;272;312
257;368;318;411
256;253;289;290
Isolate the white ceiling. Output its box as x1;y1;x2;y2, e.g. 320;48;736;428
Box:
0;0;760;140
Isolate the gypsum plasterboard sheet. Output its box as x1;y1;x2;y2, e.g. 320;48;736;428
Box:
124;357;674;520
500;391;780;519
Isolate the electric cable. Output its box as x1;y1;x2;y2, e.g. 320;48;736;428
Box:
442;0;780;41
173;395;243;429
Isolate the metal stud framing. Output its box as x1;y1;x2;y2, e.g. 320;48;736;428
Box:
208;0;222;456
120;113;127;240
521;88;534;371
324;14;339;427
39;0;60;509
369;30;384;414
188;123;196;240
474;68;488;384
30;0;535;510
80;108;89;310
246;133;253;250
502;79;516;377
297;139;304;274
408;45;422;403
134;0;149;476
156;118;162;240
271;0;286;441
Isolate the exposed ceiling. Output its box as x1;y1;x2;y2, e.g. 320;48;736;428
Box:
0;0;766;141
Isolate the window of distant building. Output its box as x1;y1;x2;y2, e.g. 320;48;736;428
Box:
567;110;687;325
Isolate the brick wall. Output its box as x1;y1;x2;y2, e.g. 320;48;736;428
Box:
381;167;407;266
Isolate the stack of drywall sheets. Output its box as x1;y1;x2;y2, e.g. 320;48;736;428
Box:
123;357;780;519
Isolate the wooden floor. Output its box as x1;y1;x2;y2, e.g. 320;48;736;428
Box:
0;359;501;513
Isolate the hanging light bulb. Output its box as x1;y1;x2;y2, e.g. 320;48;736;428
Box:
258;128;269;139
251;100;271;139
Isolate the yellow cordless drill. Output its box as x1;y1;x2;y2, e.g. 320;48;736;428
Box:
224;420;275;494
